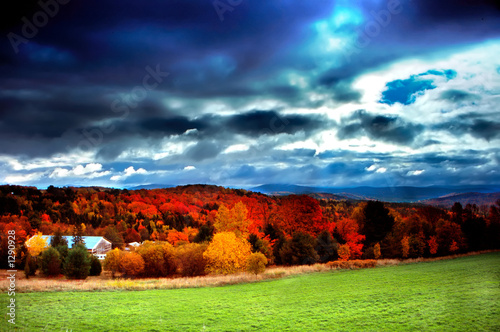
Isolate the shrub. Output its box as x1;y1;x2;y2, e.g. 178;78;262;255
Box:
175;243;207;277
24;253;37;278
326;259;377;270
203;232;252;275
373;243;381;259
120;252;145;277
338;244;350;261
246;252;267;275
136;241;177;277
89;255;102;276
104;248;124;277
64;244;91;279
40;247;62;276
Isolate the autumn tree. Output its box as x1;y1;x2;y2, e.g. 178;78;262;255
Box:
214;202;251;239
104;248;124;277
276;195;324;236
203;232;252;275
247;233;274;265
104;226;124;249
337;244;350;261
120;252;145;277
246;252;267;275
373;242;381;259
136;241;177;277
174;243;207;277
27;233;48;257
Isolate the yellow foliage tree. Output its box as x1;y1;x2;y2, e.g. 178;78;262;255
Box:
203;232;252;275
27;233;48;257
214;202;251;239
104;248;123;277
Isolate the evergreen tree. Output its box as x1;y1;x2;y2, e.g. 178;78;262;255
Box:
64;244;91;279
71;223;85;247
50;228;68;248
315;230;338;263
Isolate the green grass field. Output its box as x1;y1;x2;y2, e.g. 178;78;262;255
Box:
2;252;499;331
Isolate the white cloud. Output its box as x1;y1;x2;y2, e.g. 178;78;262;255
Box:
407;170;425;176
183;166;196;171
111;166;148;181
223;144;250;154
49;163;109;179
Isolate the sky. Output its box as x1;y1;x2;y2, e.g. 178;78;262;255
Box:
1;0;500;189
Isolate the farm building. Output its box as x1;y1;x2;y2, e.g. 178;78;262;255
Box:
26;235;112;260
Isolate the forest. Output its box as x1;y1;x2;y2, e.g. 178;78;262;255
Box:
1;184;499;277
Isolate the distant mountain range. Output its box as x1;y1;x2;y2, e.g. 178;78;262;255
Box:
249;184;500;204
126;183;500;207
128;184;176;190
418;192;500;208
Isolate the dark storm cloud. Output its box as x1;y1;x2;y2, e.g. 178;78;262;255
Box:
413;152;490;167
440;89;480;102
435;113;500;141
139;117;207;136
337;110;424;145
185;141;222;162
223;110;331;137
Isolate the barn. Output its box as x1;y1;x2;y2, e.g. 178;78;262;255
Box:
27;235;112;260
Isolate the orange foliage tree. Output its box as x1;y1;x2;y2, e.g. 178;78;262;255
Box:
336;217;365;259
120;252;145;277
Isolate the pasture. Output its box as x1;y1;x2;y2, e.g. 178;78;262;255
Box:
2;252;499;331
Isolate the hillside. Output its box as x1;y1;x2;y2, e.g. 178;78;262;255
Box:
251;184;500;202
419;192;500;208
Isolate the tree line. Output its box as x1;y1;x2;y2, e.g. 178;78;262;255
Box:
1;185;499;277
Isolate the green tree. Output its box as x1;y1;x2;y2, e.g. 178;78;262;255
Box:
89;255;102;276
280;232;319;266
64;244;91;279
72;223;85;247
315;230;338;263
40;247;62;276
362;201;395;246
50;228;68;248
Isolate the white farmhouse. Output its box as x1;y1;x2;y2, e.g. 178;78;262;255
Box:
26;235;112;260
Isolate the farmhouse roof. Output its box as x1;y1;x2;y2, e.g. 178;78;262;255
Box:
37;235;111;250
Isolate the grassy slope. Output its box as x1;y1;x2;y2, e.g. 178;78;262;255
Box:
3;252;499;331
